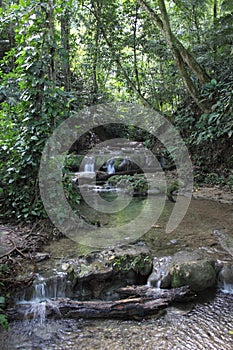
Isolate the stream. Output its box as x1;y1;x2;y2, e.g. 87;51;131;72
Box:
1;193;233;349
1;290;233;350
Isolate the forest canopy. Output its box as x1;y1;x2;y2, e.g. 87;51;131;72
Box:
0;0;232;221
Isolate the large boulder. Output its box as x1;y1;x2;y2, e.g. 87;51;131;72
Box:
169;251;216;291
62;243;152;300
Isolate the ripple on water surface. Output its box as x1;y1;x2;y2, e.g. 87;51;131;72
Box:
1;291;233;350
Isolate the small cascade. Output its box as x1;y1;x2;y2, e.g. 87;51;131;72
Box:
83;156;95;172
221;281;233;294
106;159;115;174
147;276;161;289
218;264;233;295
32;275;46;301
147;256;172;289
32;272;68;301
18;272;69;324
25;301;47;325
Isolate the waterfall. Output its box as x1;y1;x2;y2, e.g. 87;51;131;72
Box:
83;157;95;172
18;272;68;324
106;159;115;174
218;264;233;295
221;282;233;294
146;256;172;289
218;269;233;294
147;276;161;289
31;272;68;301
33;276;46;301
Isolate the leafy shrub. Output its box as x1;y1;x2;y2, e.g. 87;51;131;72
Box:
194;171;233;190
0;297;8;331
174;75;233;170
0;1;76;221
62;176;81;209
108;174;148;195
0;264;9;331
64;154;84;172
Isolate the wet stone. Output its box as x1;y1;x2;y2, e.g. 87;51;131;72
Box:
169;250;216;291
61;243;152;300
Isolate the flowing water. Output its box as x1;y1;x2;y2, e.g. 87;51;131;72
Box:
1;196;233;349
1;291;233;350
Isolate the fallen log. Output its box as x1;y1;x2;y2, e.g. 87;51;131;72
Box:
7;297;168;321
116;285;194;302
6;286;195;321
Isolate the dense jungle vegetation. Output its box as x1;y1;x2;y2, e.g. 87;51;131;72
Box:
0;0;232;222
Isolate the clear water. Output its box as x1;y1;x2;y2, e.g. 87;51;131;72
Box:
1;196;232;349
1;291;233;350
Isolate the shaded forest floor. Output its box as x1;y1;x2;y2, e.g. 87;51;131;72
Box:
193;184;233;204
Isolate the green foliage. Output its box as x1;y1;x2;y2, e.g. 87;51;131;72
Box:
64;154;84;172
174;74;233;169
62;176;81;209
112;254;151;273
0;264;9;331
108;174;148;195
171;271;181;289
167;180;179;196
0;313;8;331
194;171;233;190
0;0;76;221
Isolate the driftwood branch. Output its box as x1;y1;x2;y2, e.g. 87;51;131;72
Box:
7;286;194;321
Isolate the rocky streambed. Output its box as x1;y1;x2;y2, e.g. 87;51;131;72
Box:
0;193;233;349
1;194;231;317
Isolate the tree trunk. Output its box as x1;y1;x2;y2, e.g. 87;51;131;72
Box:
91;0;102;103
61;7;71;91
133;4;141;94
157;0;210;113
213;0;218;60
47;0;56;85
116;285;194;301
138;0;211;84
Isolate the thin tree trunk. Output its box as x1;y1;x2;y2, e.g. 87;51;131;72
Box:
133;4;141;94
47;0;56;85
192;4;201;43
61;7;71;91
99;22;153;108
91;0;102;102
213;0;217;22
137;0;211;84
213;0;218;60
156;0;210;113
89;1;153;109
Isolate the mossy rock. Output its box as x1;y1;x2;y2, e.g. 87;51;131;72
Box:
170;251;216;291
60;243;152;299
112;252;152;275
108;174;148;195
